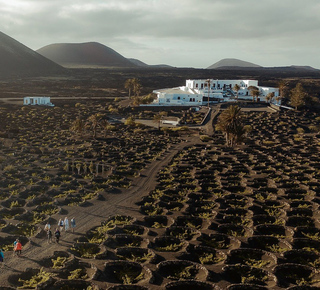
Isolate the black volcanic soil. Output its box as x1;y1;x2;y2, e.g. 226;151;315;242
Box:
0;69;320;289
1;67;320;102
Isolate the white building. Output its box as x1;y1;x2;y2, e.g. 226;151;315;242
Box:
152;79;279;106
23;96;54;106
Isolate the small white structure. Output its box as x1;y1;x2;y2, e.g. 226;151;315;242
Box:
152;79;279;106
23;96;54;106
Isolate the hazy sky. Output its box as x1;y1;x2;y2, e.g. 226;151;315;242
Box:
1;0;319;68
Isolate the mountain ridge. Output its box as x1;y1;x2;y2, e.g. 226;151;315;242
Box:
207;58;262;69
37;42;136;68
0;31;64;77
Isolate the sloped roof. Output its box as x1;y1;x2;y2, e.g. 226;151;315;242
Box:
154;87;197;95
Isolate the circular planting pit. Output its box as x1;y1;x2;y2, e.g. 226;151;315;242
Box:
106;215;135;226
115;247;156;263
220;215;253;227
283;249;320;267
292;238;320;252
165;226;200;241
101;261;152;285
39;251;72;268
1;197;26;208
254;224;292;238
151;236;187;252
251;191;276;202
53;259;96;280
140;204;165;216
159;201;184;212
262;200;289;210
50;280;97;290
0;207;26;220
187;198;217;210
252;215;277;226
157;260;208;281
223;264;276;286
160;193;188;203
294;226;320;239
144;215;170;228
8;268;55;289
25;195;53;207
108;224;147;236
174;216;203;230
182;245;226;265
289;202;314;210
286;194;310;202
14;211;47;225
104;234;145;249
274;263;318;288
1;223;39;237
286;216;315;227
165;280;217;290
70;242;103;259
224;208;252;217
216;194;251;209
217;224;251;237
247;236;292;253
226;248;277;268
32;204;60;216
185;207;217;219
197;233;240;250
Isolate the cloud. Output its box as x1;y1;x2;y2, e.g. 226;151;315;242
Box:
0;0;319;68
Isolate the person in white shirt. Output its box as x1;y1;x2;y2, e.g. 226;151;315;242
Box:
64;217;69;231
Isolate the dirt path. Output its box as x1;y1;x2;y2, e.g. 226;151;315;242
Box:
0;136;200;287
202;104;221;135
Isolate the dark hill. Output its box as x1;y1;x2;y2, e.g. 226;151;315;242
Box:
207;58;262;69
128;58;173;68
0;31;64;77
37;42;136;68
128;58;148;67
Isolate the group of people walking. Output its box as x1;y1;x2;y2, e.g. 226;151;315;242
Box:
44;217;76;244
0;218;76;268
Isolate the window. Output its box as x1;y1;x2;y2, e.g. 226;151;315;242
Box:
166;98;170;103
177;96;180;100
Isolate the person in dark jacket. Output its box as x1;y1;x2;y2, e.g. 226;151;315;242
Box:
47;229;53;244
54;228;61;243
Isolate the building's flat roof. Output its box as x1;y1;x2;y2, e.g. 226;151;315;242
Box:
154;87;197;95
